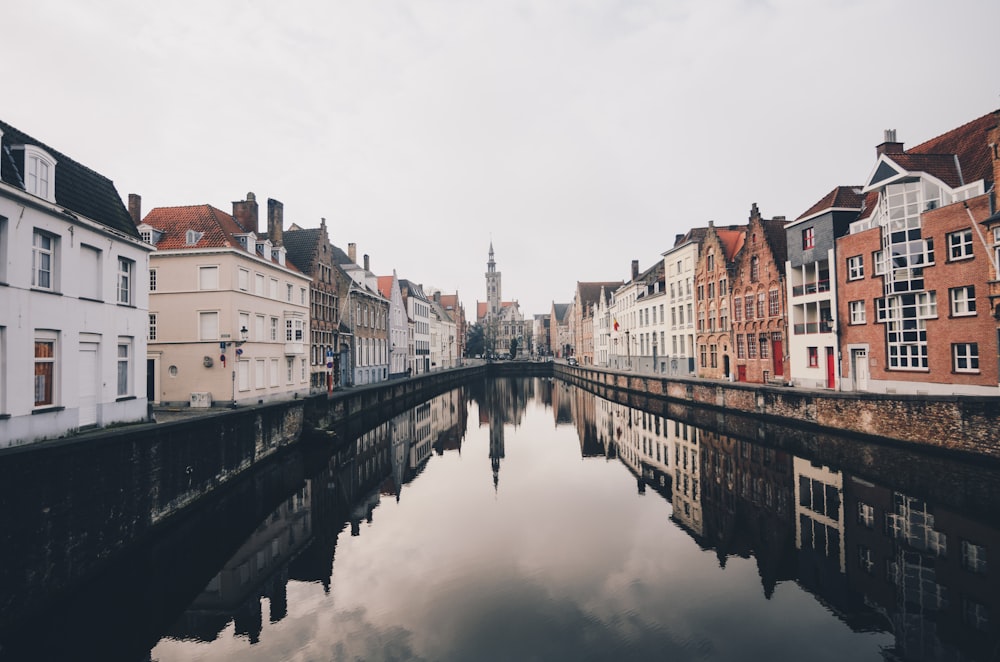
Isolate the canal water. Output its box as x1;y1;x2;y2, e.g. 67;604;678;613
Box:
3;377;998;661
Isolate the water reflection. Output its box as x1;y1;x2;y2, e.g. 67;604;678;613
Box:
2;378;997;661
153;378;996;661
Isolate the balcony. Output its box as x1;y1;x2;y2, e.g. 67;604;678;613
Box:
792;320;834;335
285;341;304;355
792;279;830;297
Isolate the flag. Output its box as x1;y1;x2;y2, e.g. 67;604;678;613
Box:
613;318;619;331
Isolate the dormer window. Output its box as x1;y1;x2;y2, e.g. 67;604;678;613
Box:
22;146;57;203
186;229;203;245
271;247;286;266
137;224;163;246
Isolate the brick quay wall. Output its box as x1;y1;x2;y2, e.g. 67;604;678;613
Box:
556;364;1000;461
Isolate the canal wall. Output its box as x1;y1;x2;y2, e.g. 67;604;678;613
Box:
556;364;1000;459
0;364;485;629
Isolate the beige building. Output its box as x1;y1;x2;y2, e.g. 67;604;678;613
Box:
139;193;312;406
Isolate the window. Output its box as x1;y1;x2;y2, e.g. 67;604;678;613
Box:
808;347;818;367
873;250;886;275
719;278;727;296
300;287;307;305
768;289;779;317
149;268;157;292
953;343;979;373
185;229;203;245
255;314;265;341
707;252;715;271
736;335;745;359
117;340;131;397
802;227;815;250
961;540;987;574
238;360;250;391
287;357;294;382
34;334;56;407
25;147;55;201
199;266;219;290
255;359;266;389
32;230;56;290
750;256;760;283
287;283;293;302
757;292;766;318
744;294;754;320
255;273;265;295
80;244;101;300
950;286;976;316
117;257;133;305
270;317;279;341
148;313;157;340
270;358;280;387
199;311;219;340
270;278;279;299
747;334;757;359
857;502;875;528
699;344;707;368
947;229;974;260
849;300;866;324
286;318;303;341
847;255;864;280
710;344;717;368
239;312;250;341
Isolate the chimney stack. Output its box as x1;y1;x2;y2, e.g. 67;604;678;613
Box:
267;198;284;246
631;260;639;280
363;254;370;272
128;193;142;225
877;129;904;156
348;243;357;264
233;192;259;235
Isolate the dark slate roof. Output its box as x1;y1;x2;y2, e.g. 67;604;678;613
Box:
552;303;571;322
795;186;865;221
330;243;355;267
907;110;998;187
577;281;624;307
761;217;790;267
283;227;322;275
0;119;139;238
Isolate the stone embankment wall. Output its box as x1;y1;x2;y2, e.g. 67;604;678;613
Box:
557;364;1000;460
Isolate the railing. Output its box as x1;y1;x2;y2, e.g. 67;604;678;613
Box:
793;321;833;335
792;279;831;297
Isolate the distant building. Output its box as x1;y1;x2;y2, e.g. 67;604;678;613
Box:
662;228;707;376
571;281;623;365
477;244;527;357
377;271;409;379
332;244;390;385
0;119;154;445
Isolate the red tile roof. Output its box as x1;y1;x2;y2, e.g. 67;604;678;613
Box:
907;110;998;187
796;186;865;221
715;228;746;262
377;275;395;300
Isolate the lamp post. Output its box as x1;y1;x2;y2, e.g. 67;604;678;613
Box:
625;329;631;370
230;325;249;407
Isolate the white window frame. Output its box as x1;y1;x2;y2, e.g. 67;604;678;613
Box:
199;265;219;290
255;272;265;295
149;268;157;292
117;339;132;397
269;358;279;387
148;313;157;341
255;359;266;389
270;316;279;341
117;257;134;305
849;300;866;325
847;255;864;280
950;286;976;317
953;343;979;373
32;229;57;291
34;331;58;408
199;311;220;341
24;146;56;202
238;359;250;391
947;229;974;261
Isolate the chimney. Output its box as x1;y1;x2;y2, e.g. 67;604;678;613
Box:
128;193;142;225
631;260;639;280
267;198;284;246
363;254;370;272
232;192;259;234
348;243;357;264
877;129;904;156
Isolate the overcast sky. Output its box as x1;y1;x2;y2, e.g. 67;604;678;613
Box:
5;0;998;316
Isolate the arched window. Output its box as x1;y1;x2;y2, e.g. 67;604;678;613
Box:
750;256;760;283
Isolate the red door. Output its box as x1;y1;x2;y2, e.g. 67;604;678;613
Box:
826;347;835;388
737;365;747;382
772;338;783;377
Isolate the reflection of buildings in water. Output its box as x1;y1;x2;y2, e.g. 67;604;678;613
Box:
669;420;702;538
593;397;618;460
592;400;672;497
844;477;999;661
166;483;313;645
432;388;468;455
570;384;603;457
471;378;535;490
552;381;573;425
699;430;796;597
410;401;434;473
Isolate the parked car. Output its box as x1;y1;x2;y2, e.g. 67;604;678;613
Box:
567;357;579;366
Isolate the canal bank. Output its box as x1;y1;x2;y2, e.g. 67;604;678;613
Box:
556;363;1000;460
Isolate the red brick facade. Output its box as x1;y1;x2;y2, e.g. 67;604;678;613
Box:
695;222;745;379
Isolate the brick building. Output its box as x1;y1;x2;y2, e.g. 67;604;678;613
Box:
571;281;623;365
836;111;1000;395
694;221;745;379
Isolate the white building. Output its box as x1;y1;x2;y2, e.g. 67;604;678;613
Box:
378;271;409;379
400;280;431;374
662;229;704;376
0;120;154;446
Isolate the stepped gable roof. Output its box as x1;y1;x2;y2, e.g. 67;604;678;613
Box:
714;227;746;262
0;119;138;239
577;281;624;306
796;186;865;221
760;217;790;267
282;226;322;274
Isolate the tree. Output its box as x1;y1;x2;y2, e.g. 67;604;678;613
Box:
509;337;518;359
466;323;485;357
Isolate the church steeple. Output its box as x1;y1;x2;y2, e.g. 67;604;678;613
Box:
485;242;501;316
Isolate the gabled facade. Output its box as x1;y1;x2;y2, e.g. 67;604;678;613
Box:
785;186;864;389
837;113;1000;395
534;313;551;357
609;260;662;371
730;204;789;384
592;287;613;367
663;228;707;376
437;293;466;365
428;293;458;369
571;281;623;365
400;279;431;374
333;244;390;385
694;222;745;380
377;271;409;379
550;302;572;358
477;245;527;358
283;219;341;392
0;120;154;445
141;193;311;406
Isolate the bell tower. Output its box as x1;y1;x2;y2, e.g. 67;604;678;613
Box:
486;242;501;316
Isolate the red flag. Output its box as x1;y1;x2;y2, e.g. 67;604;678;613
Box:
613;318;619;331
